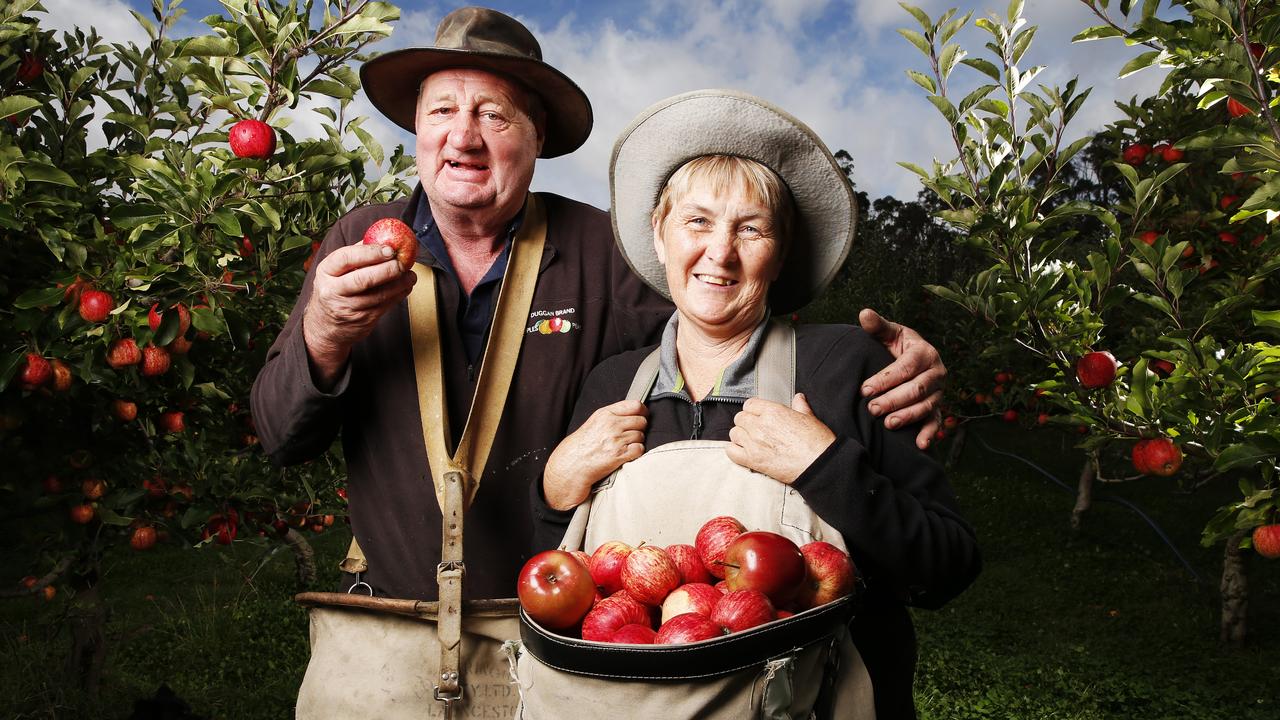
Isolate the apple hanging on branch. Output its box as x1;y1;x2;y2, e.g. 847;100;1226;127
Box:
228;118;277;159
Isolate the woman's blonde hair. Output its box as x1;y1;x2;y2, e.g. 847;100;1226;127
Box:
651;155;795;245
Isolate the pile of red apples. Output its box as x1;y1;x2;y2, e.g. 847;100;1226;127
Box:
517;515;856;645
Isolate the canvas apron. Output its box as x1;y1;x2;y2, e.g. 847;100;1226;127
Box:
294;194;549;720
513;322;876;719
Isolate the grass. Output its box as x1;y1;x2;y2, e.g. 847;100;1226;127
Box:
1;422;1277;718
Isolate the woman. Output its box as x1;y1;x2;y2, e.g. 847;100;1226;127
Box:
532;90;979;719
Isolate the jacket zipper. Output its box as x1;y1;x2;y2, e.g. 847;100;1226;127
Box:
672;395;746;441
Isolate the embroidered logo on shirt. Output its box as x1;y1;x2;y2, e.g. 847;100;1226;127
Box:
527;307;577;335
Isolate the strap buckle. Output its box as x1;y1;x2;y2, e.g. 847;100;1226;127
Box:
434;671;463;718
437;560;465;578
345;572;373;596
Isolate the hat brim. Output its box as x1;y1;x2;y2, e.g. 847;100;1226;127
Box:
609;90;856;314
360;47;593;159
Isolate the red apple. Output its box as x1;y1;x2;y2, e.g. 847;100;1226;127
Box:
660;582;722;625
50;359;72;391
1150;359;1175;378
16;52;43;84
107;339;141;368
655;613;725;644
41;474;63;494
1253;524;1280;559
569;549;592;570
1227;97;1254;117
695;516;746;579
18;353;51;388
78;290;114;323
610;624;658;644
240;236;255;257
113;399;138;422
1159;144;1184;163
228;118;276;159
994;371;1012;384
158;411;185;434
148;302;191;336
141;344;170;377
130;526;157;551
1138;230;1160;246
666;543;712;585
588;540;633;596
715;581;729;594
711;590;775;633
1036;413;1050;426
581;592;651;642
1075;351;1118;389
81;477;106;500
1002;409;1019;423
1122;143;1150;165
143;476;168;498
721;531;806;605
69;504;95;524
622;545;682;606
794;542;856;610
1132;437;1182;476
362;218;418;272
517;550;597;630
1218;231;1238;246
1220;195;1239;211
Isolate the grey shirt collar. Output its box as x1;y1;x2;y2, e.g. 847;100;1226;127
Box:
651;312;772;402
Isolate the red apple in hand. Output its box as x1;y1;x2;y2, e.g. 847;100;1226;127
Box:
695;516;745;579
666;543;713;585
517;550;597;630
228;119;276;159
588;540;633;596
711;590;775;633
722;531;806;605
660;582;721;625
362;218;418;272
655;613;725;644
622;545;681;606
581;592;650;641
1075;351;1118;389
794;542;856;610
610;624;658;644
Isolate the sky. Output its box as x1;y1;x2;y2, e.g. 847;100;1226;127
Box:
38;0;1171;208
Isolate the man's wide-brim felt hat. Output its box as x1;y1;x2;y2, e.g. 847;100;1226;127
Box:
610;89;856;314
359;6;592;158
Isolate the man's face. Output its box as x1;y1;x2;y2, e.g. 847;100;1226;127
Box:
415;68;543;224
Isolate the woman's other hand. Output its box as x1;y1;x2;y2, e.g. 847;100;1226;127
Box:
728;394;835;484
858;308;946;449
543;400;648;511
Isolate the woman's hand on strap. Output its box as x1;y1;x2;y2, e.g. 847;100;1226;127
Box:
543;400;648;511
858;308;947;450
728;394;835;484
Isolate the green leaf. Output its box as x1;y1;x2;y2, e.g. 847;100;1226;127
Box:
1255;309;1280;331
897;28;932;57
210;207;242;238
177;35;239;57
1072;25;1126;42
282;235;315;252
1214;443;1273;472
1118;50;1162;78
14;286;65;309
110;203;166;229
906;69;937;94
960;57;1002;82
23;164;79;187
927;95;960;125
900;2;932;30
190;306;222;335
0;95;39;120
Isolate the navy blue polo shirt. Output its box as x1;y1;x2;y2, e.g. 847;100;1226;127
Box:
412;193;524;364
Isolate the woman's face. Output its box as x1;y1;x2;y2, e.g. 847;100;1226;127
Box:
653;179;783;339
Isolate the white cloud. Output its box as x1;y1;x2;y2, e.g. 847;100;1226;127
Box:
39;0;1174;207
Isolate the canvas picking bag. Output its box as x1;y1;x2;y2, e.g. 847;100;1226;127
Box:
293;194;549;720
513;321;876;719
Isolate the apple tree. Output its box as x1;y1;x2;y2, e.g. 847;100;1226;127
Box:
899;0;1279;645
0;0;411;692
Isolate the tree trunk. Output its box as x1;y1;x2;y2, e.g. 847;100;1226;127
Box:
284;528;317;587
944;425;967;469
1220;529;1249;647
66;564;106;697
1071;455;1096;531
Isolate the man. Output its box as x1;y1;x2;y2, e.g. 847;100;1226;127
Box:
251;6;946;602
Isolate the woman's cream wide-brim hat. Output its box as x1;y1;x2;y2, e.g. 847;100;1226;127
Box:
609;89;856;314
